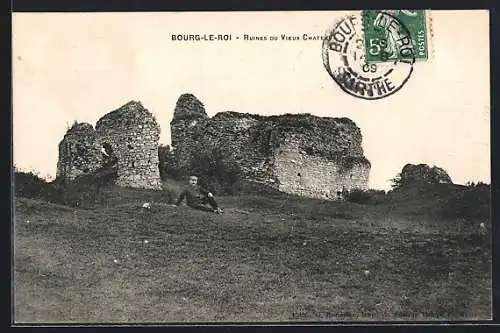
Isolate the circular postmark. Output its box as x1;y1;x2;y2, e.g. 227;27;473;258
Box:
322;12;415;100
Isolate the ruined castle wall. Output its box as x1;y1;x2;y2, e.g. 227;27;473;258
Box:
56;123;104;182
170;117;209;169
170;94;371;199
273;142;369;199
200;114;276;181
171;110;277;182
170;94;209;169
95;102;162;190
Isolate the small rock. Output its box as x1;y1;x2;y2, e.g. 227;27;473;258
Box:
144;240;149;244
302;241;307;246
113;259;119;263
363;270;370;276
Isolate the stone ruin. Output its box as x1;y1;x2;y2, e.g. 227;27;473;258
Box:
56;101;162;190
398;163;453;185
56;94;371;198
56;122;104;182
171;93;371;200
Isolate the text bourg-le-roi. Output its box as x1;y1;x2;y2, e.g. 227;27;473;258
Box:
171;34;323;42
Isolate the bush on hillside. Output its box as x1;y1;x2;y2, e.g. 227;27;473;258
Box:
13;169;67;205
14;169;49;199
345;188;386;204
14;163;120;209
440;184;490;221
345;189;371;204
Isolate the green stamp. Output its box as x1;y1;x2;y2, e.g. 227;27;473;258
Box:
362;10;428;63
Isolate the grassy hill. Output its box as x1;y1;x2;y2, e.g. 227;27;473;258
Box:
13;179;491;323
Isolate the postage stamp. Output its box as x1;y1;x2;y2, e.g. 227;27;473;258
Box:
362;10;429;63
322;13;415;100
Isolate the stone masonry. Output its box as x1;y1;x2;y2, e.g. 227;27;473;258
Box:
56;101;163;190
56;122;104;182
95;101;162;190
171;93;371;199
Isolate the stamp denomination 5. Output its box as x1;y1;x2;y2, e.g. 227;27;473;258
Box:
322;13;415;100
363;10;428;63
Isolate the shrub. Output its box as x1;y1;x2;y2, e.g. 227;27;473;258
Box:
13;162;121;208
189;148;243;195
440;185;490;221
13;169;48;199
345;188;379;204
158;144;185;180
13;168;68;205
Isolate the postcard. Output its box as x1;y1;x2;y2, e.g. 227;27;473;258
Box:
12;10;491;323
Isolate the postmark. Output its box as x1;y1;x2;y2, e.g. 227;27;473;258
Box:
363;10;429;63
322;13;415;100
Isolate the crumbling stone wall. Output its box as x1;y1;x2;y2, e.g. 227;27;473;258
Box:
171;94;371;199
56;122;104;182
170;94;209;168
95;101;162;190
275;142;370;200
56;101;163;190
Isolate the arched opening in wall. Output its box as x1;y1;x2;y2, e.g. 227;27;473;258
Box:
350;174;353;179
297;172;301;177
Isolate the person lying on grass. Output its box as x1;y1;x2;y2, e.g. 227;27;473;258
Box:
175;175;223;214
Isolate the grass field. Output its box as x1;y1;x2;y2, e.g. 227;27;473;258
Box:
13;183;491;323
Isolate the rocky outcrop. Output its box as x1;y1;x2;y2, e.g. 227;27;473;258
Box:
170;94;371;199
399;163;453;185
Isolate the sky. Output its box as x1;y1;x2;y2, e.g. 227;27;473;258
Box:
12;10;490;190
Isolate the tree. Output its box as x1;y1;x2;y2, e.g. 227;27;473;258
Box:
189;148;242;195
158;144;184;180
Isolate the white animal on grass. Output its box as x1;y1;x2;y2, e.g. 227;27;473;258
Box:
142;202;151;209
